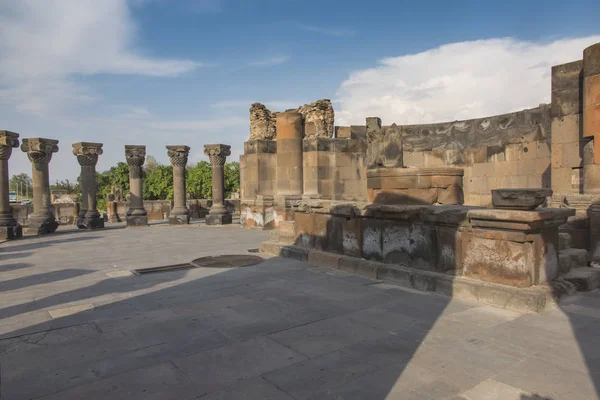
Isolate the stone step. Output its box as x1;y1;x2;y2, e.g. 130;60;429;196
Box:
268;230;296;244
562;267;600;292
278;221;296;234
558;248;588;274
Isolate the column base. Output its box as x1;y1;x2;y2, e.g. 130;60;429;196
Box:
77;216;105;230
26;219;59;235
126;215;148;227
169;214;190;225
0;224;23;240
206;213;232;225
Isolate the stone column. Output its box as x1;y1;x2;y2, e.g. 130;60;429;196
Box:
204;144;232;225
583;42;600;193
167;145;190;224
583;43;600;260
73;142;104;229
276;112;304;195
21;138;59;234
125;145;148;227
0;131;22;239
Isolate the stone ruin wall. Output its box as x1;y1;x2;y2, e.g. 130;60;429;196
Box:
340;104;553;208
242;99;366;203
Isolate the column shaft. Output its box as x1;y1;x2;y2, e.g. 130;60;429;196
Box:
125;145;148;227
73;142;104;229
0;131;22;239
204;144;232;225
167;145;190;224
276;112;304;195
21;138;59;234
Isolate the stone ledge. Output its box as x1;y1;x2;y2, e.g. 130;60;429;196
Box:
260;242;556;313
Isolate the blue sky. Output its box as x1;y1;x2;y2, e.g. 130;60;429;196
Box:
0;0;599;181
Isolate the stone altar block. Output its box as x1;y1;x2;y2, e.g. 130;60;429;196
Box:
367;167;464;205
463;208;575;287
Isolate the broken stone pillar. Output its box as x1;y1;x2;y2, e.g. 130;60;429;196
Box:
73;142;104;230
0;131;22;240
125;145;148;227
276;112;304;196
583;43;600;260
21;138;59;234
167;145;190;224
204;144;232;225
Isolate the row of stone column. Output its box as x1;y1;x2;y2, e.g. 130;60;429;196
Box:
0;131;232;240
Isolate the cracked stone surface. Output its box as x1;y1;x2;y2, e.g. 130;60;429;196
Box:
1;220;600;399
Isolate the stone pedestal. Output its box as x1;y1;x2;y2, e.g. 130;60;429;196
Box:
464;208;575;287
367;167;464;205
0;131;22;240
21;138;59;234
167;145;190;224
73;142;104;229
204;144;232;225
125;145;148;227
276;112;304;195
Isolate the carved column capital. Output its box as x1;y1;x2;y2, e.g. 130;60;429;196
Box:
73;142;103;166
0;131;20;161
166;145;190;167
125;145;146;167
204;144;231;166
21;138;59;165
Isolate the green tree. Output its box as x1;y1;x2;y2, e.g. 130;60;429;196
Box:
50;179;80;194
9;173;33;200
187;161;212;199
143;165;173;200
224;161;240;198
96;162;131;211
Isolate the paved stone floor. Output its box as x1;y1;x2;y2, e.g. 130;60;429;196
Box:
1;221;600;399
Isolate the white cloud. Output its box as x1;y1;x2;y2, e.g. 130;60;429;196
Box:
0;0;200;115
248;55;290;67
335;36;600;126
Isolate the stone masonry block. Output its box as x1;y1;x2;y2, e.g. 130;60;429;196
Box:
562;142;583;168
552;167;572;191
471;162;494;177
521;142;537;160
494;161;518;177
517;159;536;175
536;141;551;159
423;151;445;167
552;143;563;168
505;143;522;161
552;115;582;144
403;151;424;167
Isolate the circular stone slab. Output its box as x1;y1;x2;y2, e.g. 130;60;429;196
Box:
190;255;264;269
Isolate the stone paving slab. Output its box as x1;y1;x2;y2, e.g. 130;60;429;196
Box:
1;222;600;399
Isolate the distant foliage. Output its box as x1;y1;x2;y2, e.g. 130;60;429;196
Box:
144;165;173;200
9;173;33;199
187;161;212;199
50;179;80;194
96;162;130;211
224;162;240;198
90;160;240;211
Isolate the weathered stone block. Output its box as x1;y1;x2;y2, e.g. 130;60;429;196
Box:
491;188;551;210
0;225;23;240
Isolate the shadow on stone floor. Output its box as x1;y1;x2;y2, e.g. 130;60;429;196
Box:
0;243;599;398
0;269;94;294
0;235;103;253
0;262;34;273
